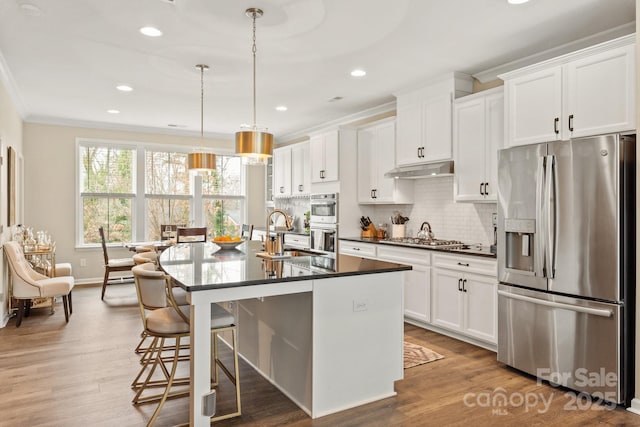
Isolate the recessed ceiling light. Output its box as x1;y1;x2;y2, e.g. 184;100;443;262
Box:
140;26;163;37
275;106;288;112
350;69;367;77
116;85;133;92
107;109;120;114
507;0;529;4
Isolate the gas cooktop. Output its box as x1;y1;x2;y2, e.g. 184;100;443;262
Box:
379;237;467;249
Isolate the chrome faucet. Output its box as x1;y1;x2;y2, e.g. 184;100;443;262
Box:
265;209;294;255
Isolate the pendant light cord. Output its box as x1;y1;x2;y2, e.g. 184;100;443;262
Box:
251;11;258;129
200;65;204;139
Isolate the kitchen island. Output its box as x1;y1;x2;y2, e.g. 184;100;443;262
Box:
159;241;411;426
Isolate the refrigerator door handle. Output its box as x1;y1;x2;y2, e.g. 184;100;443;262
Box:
497;290;613;318
535;156;546;278
545;155;557;279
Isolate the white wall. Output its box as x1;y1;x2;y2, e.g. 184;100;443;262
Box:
21;123;246;283
364;177;495;245
0;78;24;325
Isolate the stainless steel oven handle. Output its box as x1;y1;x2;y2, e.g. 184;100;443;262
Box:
497;290;613;318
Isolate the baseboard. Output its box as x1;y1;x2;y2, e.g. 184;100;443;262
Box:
627;398;640;415
404;317;497;352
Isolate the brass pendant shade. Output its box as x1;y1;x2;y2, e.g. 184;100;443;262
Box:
235;130;273;159
188;152;216;170
235;7;274;159
189;64;215;171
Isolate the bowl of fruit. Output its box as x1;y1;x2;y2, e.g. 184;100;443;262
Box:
212;235;246;250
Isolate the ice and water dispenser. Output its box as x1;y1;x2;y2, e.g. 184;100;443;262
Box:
504;218;536;273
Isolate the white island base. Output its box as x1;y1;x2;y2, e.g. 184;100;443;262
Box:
188;271;404;424
238;272;404;418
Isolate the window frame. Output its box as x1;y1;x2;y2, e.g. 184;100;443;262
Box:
76;138;241;248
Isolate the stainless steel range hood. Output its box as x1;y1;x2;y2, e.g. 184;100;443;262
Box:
384;160;454;179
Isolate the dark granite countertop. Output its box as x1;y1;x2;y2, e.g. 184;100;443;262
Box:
159;241;411;292
339;236;497;259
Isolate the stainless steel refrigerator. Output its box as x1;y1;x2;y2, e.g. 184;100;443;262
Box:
497;133;635;405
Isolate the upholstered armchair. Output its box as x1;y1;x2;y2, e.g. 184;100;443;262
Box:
3;241;74;327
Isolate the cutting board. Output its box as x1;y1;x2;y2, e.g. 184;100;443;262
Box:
256;252;292;260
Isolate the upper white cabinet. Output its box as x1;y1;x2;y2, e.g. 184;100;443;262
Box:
272;146;292;198
395;73;473;167
272;141;310;198
453;87;504;202
357;119;413;204
291;141;310;196
310;130;339;183
501;35;635;147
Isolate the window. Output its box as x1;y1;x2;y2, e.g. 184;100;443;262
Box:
202;156;245;238
79;143;135;244
77;139;245;246
145;150;191;240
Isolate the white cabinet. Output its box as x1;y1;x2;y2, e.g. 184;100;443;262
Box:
357;119;413;204
291;142;310;196
453;87;503;202
377;245;431;324
502;35;635;147
272;146;292;198
284;234;310;250
338;240;377;260
310;130;339;183
395;73;472;167
431;254;497;344
272;141;310;198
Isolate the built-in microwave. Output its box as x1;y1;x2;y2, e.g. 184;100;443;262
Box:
310;193;338;224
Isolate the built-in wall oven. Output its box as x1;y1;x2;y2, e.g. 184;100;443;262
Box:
310;193;338;257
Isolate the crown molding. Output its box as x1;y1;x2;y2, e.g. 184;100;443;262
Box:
473;22;635;83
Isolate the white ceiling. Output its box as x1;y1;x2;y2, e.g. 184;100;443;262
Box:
0;0;635;141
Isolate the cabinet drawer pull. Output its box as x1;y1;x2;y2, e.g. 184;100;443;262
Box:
279;186;284;193
458;278;463;292
554;117;559;134
298;184;303;192
568;114;574;132
462;279;467;292
457;262;470;267
352;247;360;251
484;182;489;195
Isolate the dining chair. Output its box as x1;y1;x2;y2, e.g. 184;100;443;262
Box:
99;226;135;300
133;251;158;266
240;224;254;240
3;241;74;327
176;226;207;243
160;224;184;240
131;263;241;425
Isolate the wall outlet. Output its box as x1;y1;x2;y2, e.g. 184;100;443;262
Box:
80;258;87;267
353;298;368;312
492;213;498;227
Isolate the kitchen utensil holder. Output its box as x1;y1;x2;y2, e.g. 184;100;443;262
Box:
361;223;377;238
391;224;405;238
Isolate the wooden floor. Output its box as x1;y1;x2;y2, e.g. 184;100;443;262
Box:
1;284;639;426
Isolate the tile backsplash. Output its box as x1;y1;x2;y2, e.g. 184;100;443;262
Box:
367;176;496;245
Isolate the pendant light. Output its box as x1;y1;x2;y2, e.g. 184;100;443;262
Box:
188;64;216;171
235;7;274;161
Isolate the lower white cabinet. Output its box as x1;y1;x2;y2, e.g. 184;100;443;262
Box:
431;254;497;345
377;245;430;323
339;240;377;259
285;234;310;250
